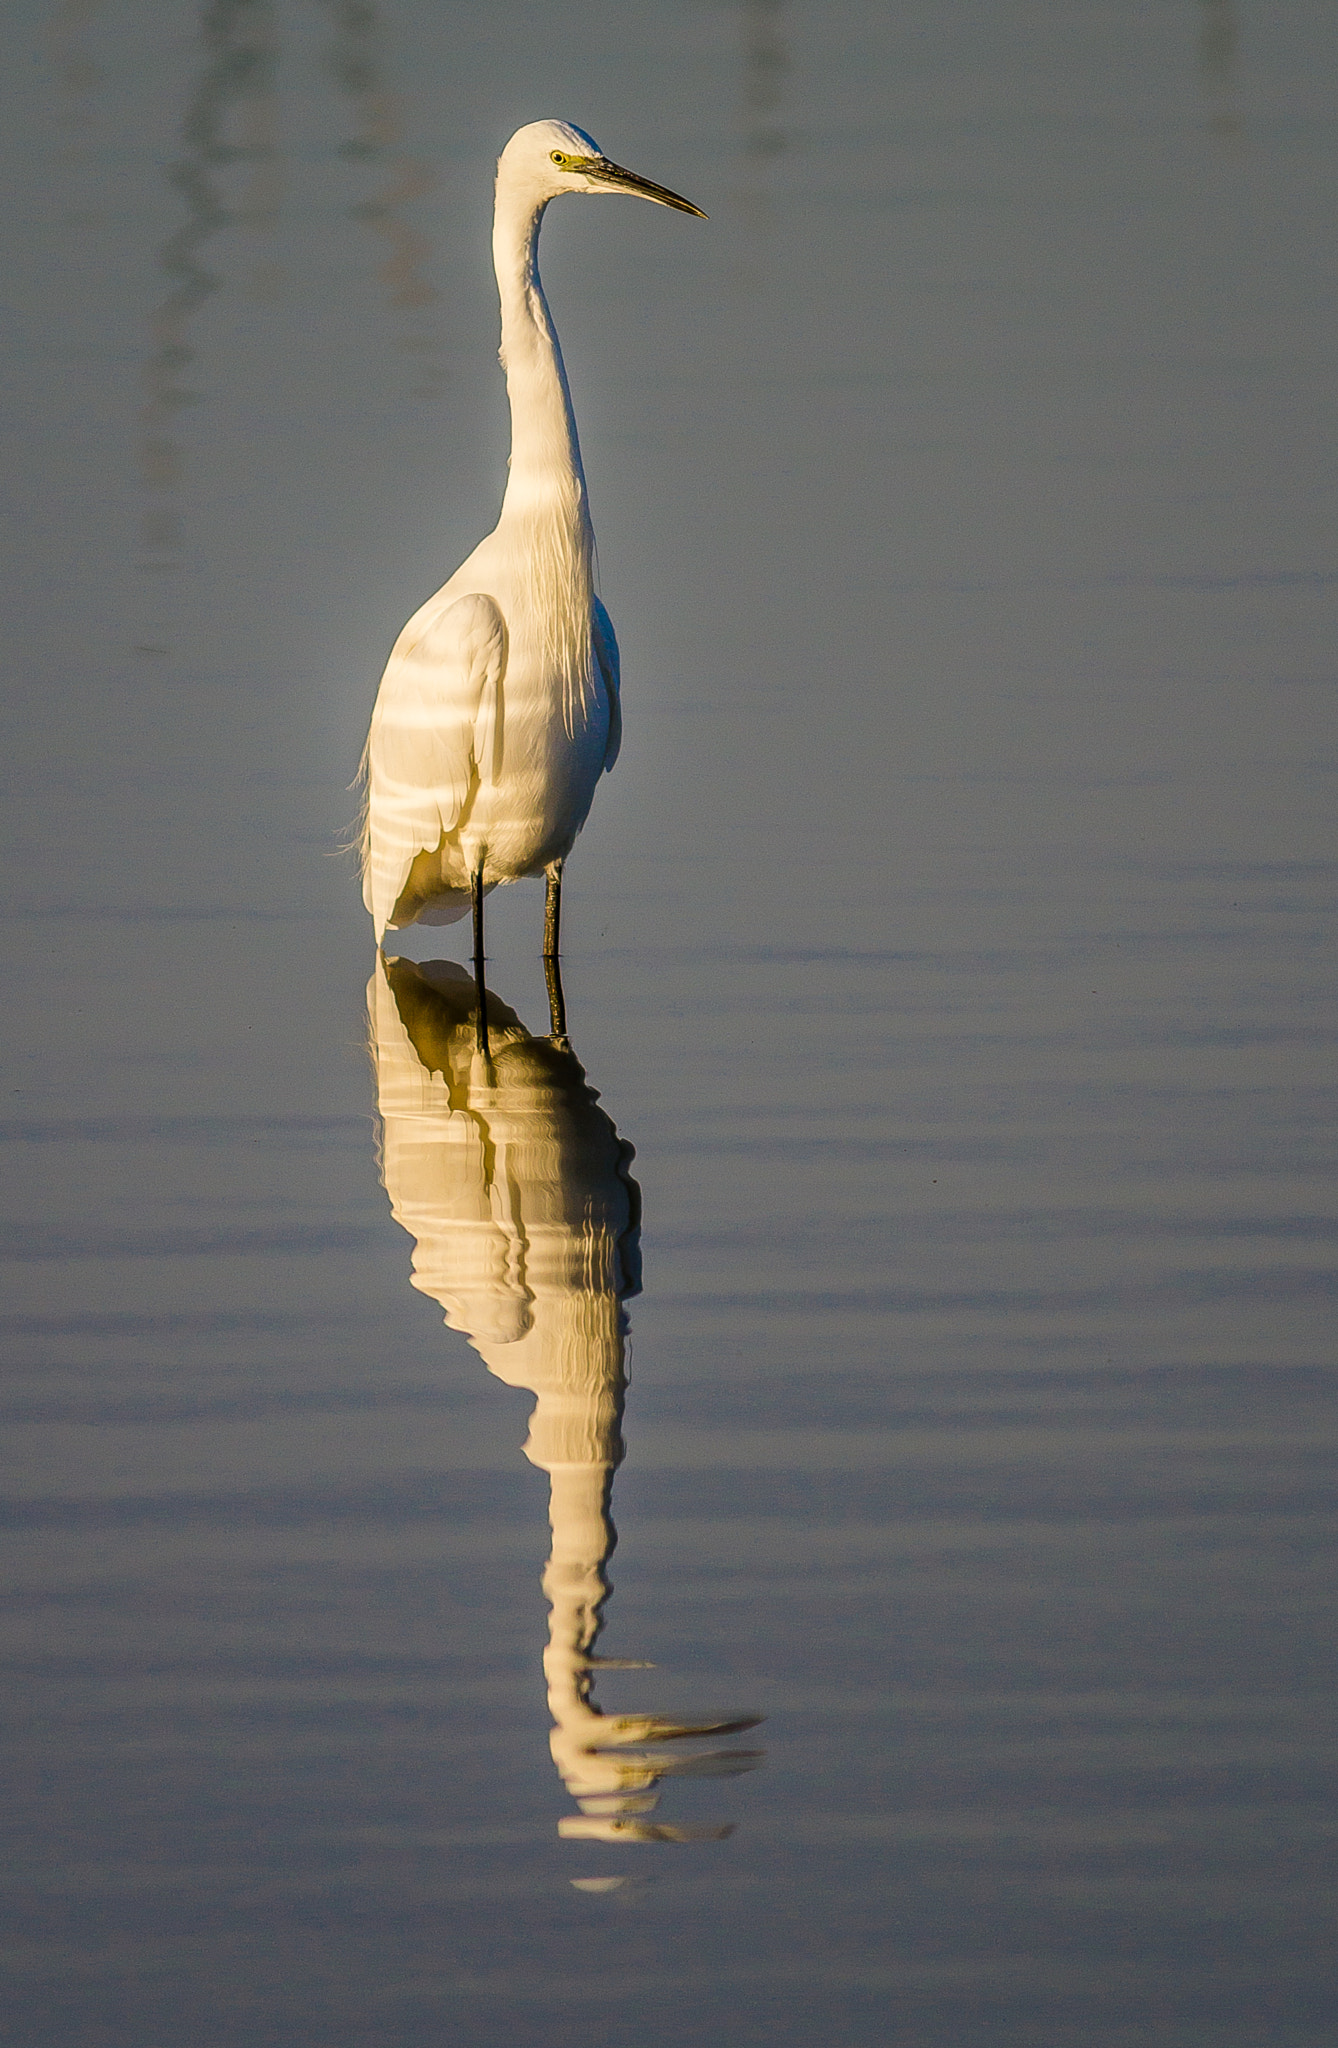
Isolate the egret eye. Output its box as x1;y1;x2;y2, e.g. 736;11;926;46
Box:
550;151;567;166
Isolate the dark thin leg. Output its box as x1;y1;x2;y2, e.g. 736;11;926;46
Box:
543;863;566;1040
544;952;568;1043
471;866;489;1056
543;862;563;960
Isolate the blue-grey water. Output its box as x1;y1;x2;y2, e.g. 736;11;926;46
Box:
2;3;1335;2043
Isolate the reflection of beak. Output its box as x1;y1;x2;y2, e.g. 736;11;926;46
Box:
580;157;708;218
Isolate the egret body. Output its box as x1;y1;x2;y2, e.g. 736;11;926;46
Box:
360;121;704;1001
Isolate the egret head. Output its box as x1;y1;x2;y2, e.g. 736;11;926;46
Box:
498;120;706;218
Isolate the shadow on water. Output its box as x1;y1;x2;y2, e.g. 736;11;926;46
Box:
368;955;764;1870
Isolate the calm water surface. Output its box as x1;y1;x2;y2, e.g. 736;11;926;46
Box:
1;3;1335;2043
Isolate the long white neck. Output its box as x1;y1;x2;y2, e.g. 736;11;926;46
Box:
493;182;591;522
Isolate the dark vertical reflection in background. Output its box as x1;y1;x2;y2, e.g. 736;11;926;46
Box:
1198;0;1244;148
734;0;789;265
319;0;442;392
139;0;280;641
741;0;787;159
139;0;441;651
48;0;105;148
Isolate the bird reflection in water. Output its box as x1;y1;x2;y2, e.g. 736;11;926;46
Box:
368;954;762;1848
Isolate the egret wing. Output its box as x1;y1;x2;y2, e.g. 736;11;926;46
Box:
363;592;508;935
592;595;621;771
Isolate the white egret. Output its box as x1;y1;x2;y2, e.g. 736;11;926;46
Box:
360;120;705;1033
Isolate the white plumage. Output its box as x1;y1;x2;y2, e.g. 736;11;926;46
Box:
361;120;704;946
